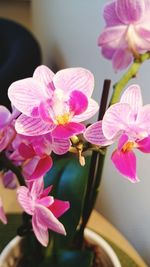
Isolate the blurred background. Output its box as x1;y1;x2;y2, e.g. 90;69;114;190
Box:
0;0;150;265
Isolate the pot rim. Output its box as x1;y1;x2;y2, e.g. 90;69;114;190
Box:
0;229;121;267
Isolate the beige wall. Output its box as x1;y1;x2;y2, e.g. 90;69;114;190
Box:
0;1;31;30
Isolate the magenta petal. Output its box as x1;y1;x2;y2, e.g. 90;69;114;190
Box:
118;134;129;151
84;121;113;146
0;198;7;224
30;156;53;180
50;200;70;218
15;114;55;136
73;99;99;122
18;143;35;159
69;90;88;115
116;0;145;24
101;45;115;60
53;68;94;97
52;122;85;139
33;65;55;93
103;2;122;26
111;149;139;183
137;136;150;153
8;78;47;117
0;106;11;127
120;84;143;114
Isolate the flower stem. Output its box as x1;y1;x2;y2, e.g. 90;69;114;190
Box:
0;152;25;186
110;52;150;105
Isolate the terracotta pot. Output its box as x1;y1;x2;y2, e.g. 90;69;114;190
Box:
0;229;121;267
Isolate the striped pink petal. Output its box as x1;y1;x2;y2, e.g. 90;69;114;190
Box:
102;103;131;140
111;149;139;183
53;68;94;97
52;137;70;155
120;84;143;115
84;121;113;146
116;0;145;24
32;212;49;247
136;105;150;133
35;205;66;235
33;65;55;93
103;1;122;26
17;186;33;215
112;47;133;71
8;78;47;117
30;156;53;180
15;114;55;136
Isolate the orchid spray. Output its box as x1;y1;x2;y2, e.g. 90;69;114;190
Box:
0;0;150;266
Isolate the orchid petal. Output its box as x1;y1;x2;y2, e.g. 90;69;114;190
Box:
37;196;54;207
33;65;55;93
101;45;115;60
118;134;129;151
0;126;15;152
53;68;94;97
17;186;33;215
52;137;70;155
0;106;11;127
111;149;139;183
15;114;55;136
30;156;53;180
98;26;126;46
32;212;49;247
103;2;122;26
112;48;133;71
102;103;131;140
136;104;150;133
8;78;47;117
84;121;113;146
50;200;70;218
18;143;35;159
35;205;66;235
52;122;85;139
69;90;88;115
30;177;44;198
116;0;145;24
0;198;7;224
73;99;99;122
120;84;143;115
137;136;150;153
2;171;17;189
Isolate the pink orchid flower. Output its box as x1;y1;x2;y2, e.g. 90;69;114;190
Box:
8;132;70;180
98;0;150;71
84;84;150;182
0;197;7;224
0;106;16;152
17;177;70;246
8;66;99;139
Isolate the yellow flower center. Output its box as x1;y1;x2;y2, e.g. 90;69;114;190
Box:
122;141;137;152
55;113;70;125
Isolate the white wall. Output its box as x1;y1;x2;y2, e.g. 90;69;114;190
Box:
32;1;150;265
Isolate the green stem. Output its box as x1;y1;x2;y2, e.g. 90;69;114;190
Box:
110;52;150;105
0;152;25;186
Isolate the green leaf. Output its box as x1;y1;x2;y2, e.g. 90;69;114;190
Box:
39;249;94;267
44;153;91;248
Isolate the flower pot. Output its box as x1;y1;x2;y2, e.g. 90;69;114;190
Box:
0;229;121;267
